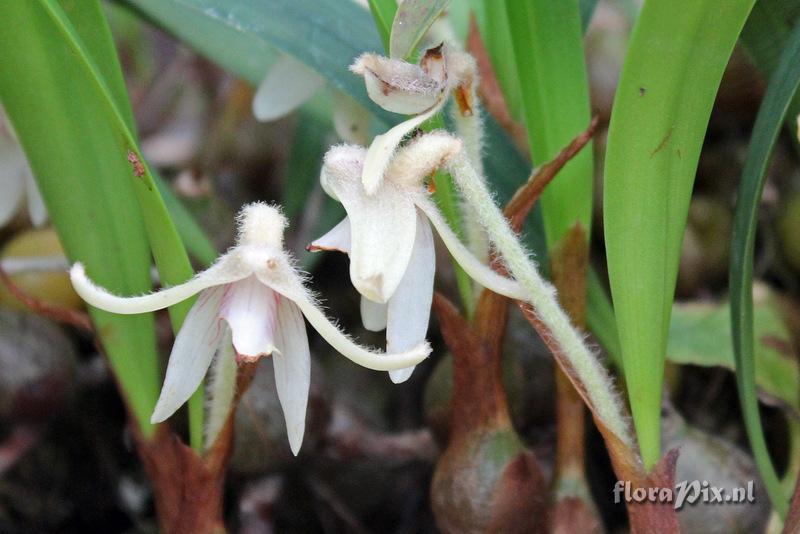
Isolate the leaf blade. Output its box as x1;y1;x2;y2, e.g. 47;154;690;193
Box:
602;0;756;469
729;18;800;517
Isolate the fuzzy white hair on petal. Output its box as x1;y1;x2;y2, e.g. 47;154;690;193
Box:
236;202;287;248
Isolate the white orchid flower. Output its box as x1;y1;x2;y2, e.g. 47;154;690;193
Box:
0;108;47;228
350;43;476;195
69;203;430;455
309;137;526;383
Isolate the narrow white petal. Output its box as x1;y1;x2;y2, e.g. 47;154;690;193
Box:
253;55;325;122
254;261;431;372
332;91;371;145
386;212;435;383
273;298;311;456
219;275;280;361
151;287;226;423
69;255;248;314
361;103;441;195
24;169;47;227
414;194;528;301
0;143;25;227
204;328;237;449
307;217;351;254
323;147;417;302
360;295;388;332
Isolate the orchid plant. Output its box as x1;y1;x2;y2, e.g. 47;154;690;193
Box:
4;0;797;531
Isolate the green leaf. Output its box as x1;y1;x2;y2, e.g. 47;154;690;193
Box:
63;0;204;450
504;0;594;247
154;175;219;266
579;0;599;32
476;1;524;120
587;271;622;366
602;0;755;469
367;0;397;51
586;275;800;420
669;296;799;415
729;18;800;517
390;0;450;60
124;0;388;121
0;0;161;434
0;0;207;449
740;0;800;142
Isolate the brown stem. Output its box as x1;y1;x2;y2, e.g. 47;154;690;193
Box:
135;361;257;534
784;472;800;534
549;224;589;479
0;265;93;331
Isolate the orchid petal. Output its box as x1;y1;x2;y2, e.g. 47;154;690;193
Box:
24;169;47;227
386;212;435;383
273;298;311;456
151;286;226;423
360;295;388;332
361;104;442;195
414;194;528;301
204;328;237;449
220;275;280;361
332;91;371;145
307;217;351;254
323;147;417;302
0;141;24;227
253;55;325;122
255;260;431;371
351;53;443;115
69;255;249;314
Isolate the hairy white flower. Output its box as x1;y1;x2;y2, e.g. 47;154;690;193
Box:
310;141;526;383
0;108;47;228
70;203;430;455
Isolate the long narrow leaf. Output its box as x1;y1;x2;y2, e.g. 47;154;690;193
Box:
0;0;161;434
56;0;204;450
603;0;755;469
504;0;593;247
730;19;800;518
1;0;207;449
367;0;397;51
740;0;800;139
